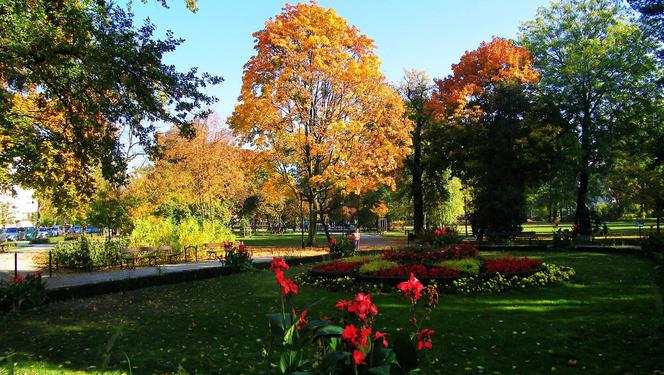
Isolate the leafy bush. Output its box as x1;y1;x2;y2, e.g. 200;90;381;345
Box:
224;243;253;271
420;226;461;248
381;244;478;264
483;256;541;274
329;236;355;258
130;216;234;251
0;272;46;312
313;260;370;273
643;232;664;254
450;263;575;294
437;258;481;275
267;258;440;374
373;264;462;278
358;260;399;274
52;237;126;270
552;228;574;249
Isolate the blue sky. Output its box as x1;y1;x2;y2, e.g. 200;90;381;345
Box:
129;0;551;124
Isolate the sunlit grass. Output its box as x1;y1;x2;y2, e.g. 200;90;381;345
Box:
1;251;662;374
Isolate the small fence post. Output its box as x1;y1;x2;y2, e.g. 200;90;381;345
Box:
14;252;18;279
49;250;53;278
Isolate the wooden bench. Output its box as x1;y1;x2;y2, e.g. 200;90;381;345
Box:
64;233;80;241
485;231;538;244
120;246;178;269
203;242;234;261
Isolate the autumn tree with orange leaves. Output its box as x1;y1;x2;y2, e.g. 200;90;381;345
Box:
229;3;411;244
130;118;249;221
429;37;562;236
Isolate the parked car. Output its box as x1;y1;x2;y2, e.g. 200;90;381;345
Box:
5;227;18;241
86;226;102;234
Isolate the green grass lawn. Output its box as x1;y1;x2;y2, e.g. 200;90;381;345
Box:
1;251;663;374
236;232;330;247
522;220;658;235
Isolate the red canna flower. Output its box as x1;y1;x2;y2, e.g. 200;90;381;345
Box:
441;225;447;234
296;309;308;331
374;331;389;348
330;238;337;245
342;324;359;344
346;293;378;321
397;273;425;302
353;349;366;366
270;257;289;272
275;269;298;296
434;229;441;237
417;328;435;350
336;299;352;311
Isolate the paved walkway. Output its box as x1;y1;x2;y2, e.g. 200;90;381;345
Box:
42;257;274;290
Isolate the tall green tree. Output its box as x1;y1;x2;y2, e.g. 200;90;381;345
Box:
430;37;560;236
0;0;221;211
399;70;434;236
520;0;657;237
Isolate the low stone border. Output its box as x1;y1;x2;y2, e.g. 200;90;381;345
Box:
45;254;333;304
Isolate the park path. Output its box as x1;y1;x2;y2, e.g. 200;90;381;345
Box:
0;233;403;287
42;257;274;290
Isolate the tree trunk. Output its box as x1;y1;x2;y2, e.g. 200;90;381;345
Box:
574;108;593;239
307;200;317;246
412;120;425;237
319;211;331;243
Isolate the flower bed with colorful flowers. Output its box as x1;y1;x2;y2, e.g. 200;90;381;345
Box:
305;245;574;294
0;272;46;312
264;258;439;374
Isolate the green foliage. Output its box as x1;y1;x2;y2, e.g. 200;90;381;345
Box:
358;260;399;274
329;236;355;258
52;237;127;270
0;273;46;312
436;258;481;275
449;263;575;294
0;0;220;210
130;216;234;251
519;0;659;235
224;245;254;272
552;228;574;249
642;233;664;264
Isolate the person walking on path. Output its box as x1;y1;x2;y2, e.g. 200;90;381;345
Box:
353;228;361;251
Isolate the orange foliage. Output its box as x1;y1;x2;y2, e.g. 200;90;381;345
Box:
429;37;539;120
229;2;411;205
129;118;249;218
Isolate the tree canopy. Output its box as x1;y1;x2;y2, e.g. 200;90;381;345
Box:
0;0;221;210
229;2;411;243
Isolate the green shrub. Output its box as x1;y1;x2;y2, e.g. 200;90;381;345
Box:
130;216;234;251
642;233;664;255
0;273;46;312
358;260;399;274
329;236;355;258
224;244;253;272
449;263;575;294
52;237;126;270
436;258;480;275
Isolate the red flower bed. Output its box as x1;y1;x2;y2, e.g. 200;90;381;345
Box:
373;264;462;279
483;257;541;274
381;244;478;264
313;260;369;273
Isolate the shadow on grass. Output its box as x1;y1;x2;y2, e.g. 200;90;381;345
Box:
1;252;663;374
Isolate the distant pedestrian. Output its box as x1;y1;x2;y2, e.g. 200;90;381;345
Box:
354;228;361;251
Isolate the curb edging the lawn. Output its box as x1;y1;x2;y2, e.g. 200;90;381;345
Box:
45;254;332;303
